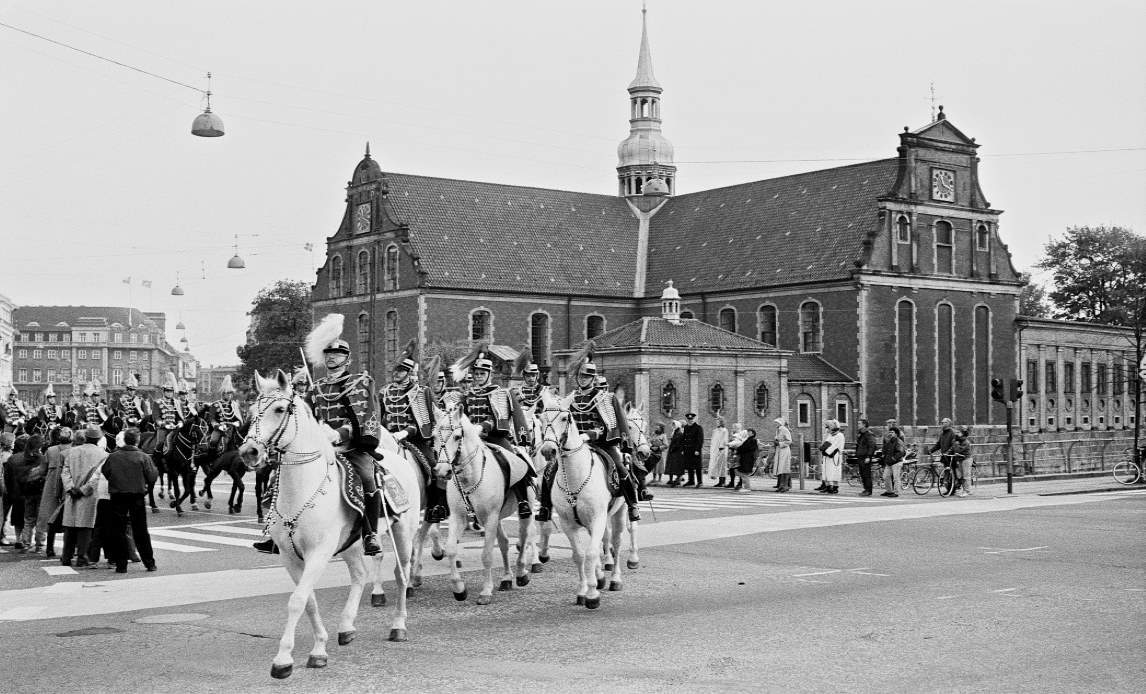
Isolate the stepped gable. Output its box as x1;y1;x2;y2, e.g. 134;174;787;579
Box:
591;316;782;352
645;158;899;293
786;353;856;383
383;173;641;297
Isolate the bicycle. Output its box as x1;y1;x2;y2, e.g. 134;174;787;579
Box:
911;456;940;495
937;453;965;497
1112;448;1145;485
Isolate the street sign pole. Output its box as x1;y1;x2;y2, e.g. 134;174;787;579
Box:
1005;401;1014;495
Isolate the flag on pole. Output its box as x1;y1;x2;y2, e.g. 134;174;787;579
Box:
122;276;132;285
141;280;152;288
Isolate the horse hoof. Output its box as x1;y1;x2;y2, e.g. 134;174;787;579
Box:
453;589;468;602
388;628;408;642
168;500;176;508
234;506;243;514
203;501;212;510
538;554;550;564
431;549;445;561
371;593;387;607
585;597;601;610
476;594;492;605
406;587;413;598
337;630;356;645
498;580;513;591
596;577;606;590
411;576;423;588
603;563;614;572
191;504;199;512
455;560;462;569
575;595;585;605
626;560;640;570
228;507;235;515
176;509;184;517
158;491;165;499
530;563;544;574
609;581;622;592
516;574;530;587
306;655;327;669
270;663;293;679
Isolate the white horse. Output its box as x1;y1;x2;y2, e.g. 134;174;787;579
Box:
599;399;649;577
432;400;536;605
238;370;415;679
534;390;629;608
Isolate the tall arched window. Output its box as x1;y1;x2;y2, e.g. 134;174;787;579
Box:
754;383;770;415
757;304;777;346
709;383;725;414
718;307;737;333
799;301;822;353
384;310;398;367
356;250;371;294
896;215;911;244
329;255;343;297
935;220;954;274
974;305;991;424
976;224;990;251
384;244;399;291
586;314;605;340
937;302;954;421
661;381;677;417
357;313;370;367
530;312;550;366
471;309;491;342
897;299;916;424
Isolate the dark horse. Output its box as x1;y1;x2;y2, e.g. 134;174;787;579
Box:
197;421;251;514
164;412;209;517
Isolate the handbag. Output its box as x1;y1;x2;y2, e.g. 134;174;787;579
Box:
818;441;838;457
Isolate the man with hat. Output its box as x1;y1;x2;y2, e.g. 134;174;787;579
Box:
206;375;245;456
424;355;455;411
305;313;384;556
152;373;183;460
175;380;200;421
37;384;66;436
1;387;30;435
74;380;111;450
291;366;311;400
452;342;535;519
380;341;441;522
511;348;547;417
536;341;641;523
114;374;151;432
680;412;705;487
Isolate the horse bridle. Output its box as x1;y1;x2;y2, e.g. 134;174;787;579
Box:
244;391;323;467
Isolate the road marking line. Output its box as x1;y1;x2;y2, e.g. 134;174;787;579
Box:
43;566;77;576
150;540;214;553
849;570;891;576
792;569;842;577
796;578;829;584
992;587;1020;593
182;524;264;537
980;546;1049;554
149;528;257;547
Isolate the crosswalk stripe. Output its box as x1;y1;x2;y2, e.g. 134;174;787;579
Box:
150;540;214;553
148;528;254;547
182;523;264;537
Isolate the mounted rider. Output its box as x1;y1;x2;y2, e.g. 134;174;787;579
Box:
510;348;547;417
176;380;200;421
380;341;441;522
207;375;245;455
115;373;152;432
291;366;311;400
305;313;384;557
1;386;30;435
425;355;456;411
451;342;535;519
153;372;183;457
536;341;641;523
37;383;66;436
75;380;112;450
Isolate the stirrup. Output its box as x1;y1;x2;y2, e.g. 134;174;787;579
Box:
638;489;654;501
517;501;532;519
627;505;641;522
362;532;383;556
427;505;448;524
535;506;552;522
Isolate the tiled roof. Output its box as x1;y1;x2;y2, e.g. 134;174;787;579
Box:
591;317;782;352
13;306;158;331
646;159;898;293
383;173;641;297
787;353;856;383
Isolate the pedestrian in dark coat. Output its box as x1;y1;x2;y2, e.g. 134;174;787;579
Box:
102;428;158;572
1;434;25;547
17;435;47;552
854;419;880;497
680;413;705;487
665;421;686;485
734;429;758;493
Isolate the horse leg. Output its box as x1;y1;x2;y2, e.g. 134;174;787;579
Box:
409;520;431;590
271;557;327;678
476;507;499;605
302;593;329;669
446;511;467;601
537;519;552;565
337;544;368;646
607;510;625;592
429;521;445;561
199;464;219;508
147;481;159;513
514;511;534;586
170;472;183;516
388;520;412;641
625;514;640;570
568;524;592;606
188;469;199;511
496;518;513;593
584;517;606;609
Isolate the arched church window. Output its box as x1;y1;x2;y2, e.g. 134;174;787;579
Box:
896;215;911;244
586;314;605;340
356;250;370;294
719;307;737;333
329;256;343;297
976;224;990;251
799;301;822;353
384;245;399;291
709;383;725;415
530;312;550;366
384;311;398;368
661;382;677;417
471;309;491;342
757;305;777;346
754;383;770;416
935;221;954;274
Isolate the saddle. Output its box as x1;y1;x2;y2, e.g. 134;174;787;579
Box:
484;444;535;490
589;445;623;499
335;453;410;522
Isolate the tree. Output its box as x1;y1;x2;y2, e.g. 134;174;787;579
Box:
1036;226;1146;468
1017;276;1052;318
235;280;313;388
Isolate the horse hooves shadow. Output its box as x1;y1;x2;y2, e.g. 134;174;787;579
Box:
609;581;623;592
405;587;413;598
388;629;407;642
516;574;530;587
585;597;601;610
370;593;387;607
203;501;211;510
270;663;293;679
626;560;640;570
498;580;513;591
596;577;607;590
476;594;492;605
538;554;550;564
575;595;585;605
530;563;544;574
455;560;463;569
337;630;356;645
452;589;468;602
431;549;445;561
175;509;184;517
305;655;327;669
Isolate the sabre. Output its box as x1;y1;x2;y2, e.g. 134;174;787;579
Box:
379;491;409;587
297;348;315;390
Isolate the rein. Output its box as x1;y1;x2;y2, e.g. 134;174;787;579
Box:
539;405;594;526
434;408;488;516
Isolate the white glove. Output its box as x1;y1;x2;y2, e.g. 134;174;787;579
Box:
393;430;409;442
579;433;590;442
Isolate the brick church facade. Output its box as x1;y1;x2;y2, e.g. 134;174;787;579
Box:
309;9;1135;451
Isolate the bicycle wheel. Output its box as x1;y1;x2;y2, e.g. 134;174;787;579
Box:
1112;461;1141;485
937;467;954;497
912;467;934;495
968;464;978;493
846;466;861;487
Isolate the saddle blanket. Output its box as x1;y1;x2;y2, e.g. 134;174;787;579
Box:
487;445;534;488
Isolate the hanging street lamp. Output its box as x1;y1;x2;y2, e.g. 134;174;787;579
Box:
191;72;225;138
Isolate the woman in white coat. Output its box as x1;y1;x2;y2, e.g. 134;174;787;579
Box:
772;417;793;492
819;419;845;494
707;417;730;488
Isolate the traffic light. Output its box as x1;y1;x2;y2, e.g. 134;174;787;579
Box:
1010;379;1024;401
990;377;1004;403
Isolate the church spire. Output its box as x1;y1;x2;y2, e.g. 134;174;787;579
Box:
616;4;675;198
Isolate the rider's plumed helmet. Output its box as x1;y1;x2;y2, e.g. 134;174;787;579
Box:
305;313;350;367
569;340;597;380
450;341;492;382
162;372;178;392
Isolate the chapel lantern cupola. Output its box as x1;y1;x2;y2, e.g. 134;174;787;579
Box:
617;5;676;198
661;280;681;324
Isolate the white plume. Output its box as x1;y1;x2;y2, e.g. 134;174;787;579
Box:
305;313;345;366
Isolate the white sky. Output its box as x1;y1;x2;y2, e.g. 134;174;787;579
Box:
1;0;1144;365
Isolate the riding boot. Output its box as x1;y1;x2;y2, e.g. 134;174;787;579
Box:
361;492;383;556
636;471;654;501
715;477;726;488
621;476;641;523
534;462;556;522
426;483;449;524
512;479;532;519
252;537;279;554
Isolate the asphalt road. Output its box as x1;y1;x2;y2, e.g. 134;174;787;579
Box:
1;477;1143;693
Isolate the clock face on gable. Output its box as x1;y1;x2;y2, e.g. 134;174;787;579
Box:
354;203;371;233
931;168;956;202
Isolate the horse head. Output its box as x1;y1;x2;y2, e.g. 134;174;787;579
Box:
431;399;484;480
623;400;652;463
239;369;319;471
534;390;581;463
